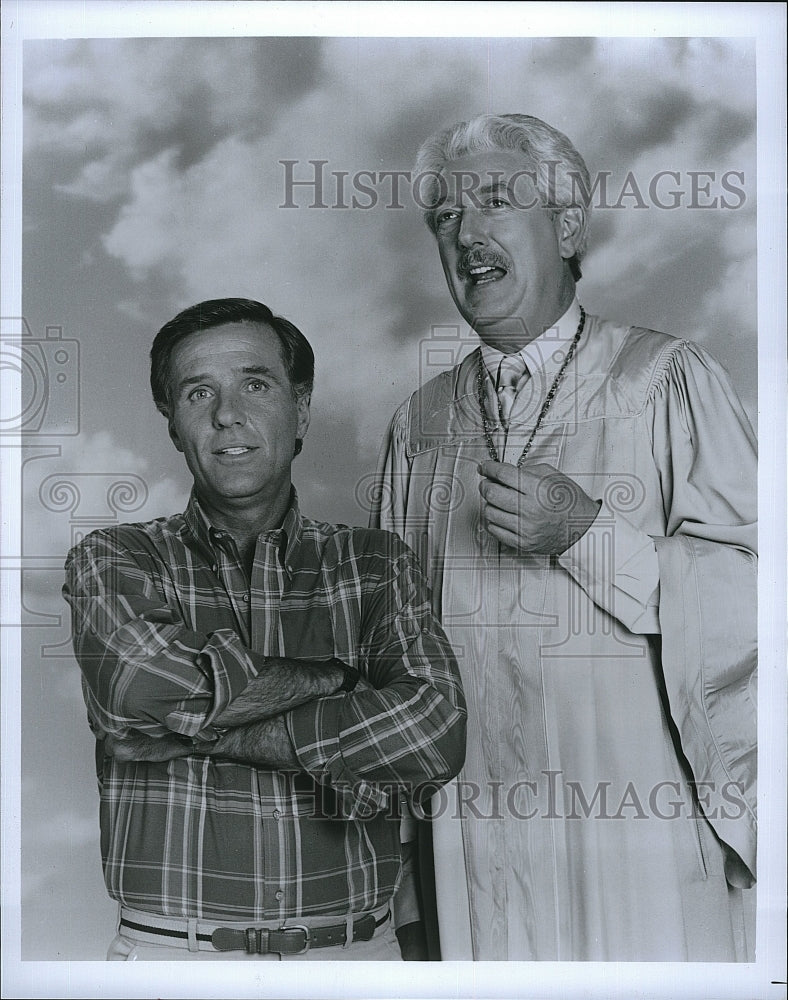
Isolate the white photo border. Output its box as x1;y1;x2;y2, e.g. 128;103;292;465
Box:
1;3;785;999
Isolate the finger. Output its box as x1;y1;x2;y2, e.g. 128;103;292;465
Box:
481;501;521;535
477;461;521;490
478;477;525;514
482;475;544;518
516;460;559;476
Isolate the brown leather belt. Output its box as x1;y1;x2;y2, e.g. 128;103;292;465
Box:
119;905;390;955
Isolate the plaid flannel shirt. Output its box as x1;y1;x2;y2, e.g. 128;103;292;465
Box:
63;492;466;920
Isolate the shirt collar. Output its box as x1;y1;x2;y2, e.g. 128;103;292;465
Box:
480;297;582;383
183;487;304;577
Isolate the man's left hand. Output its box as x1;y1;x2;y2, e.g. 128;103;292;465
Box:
104;731;193;763
478;460;601;556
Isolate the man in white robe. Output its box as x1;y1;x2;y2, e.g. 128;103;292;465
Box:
372;114;756;961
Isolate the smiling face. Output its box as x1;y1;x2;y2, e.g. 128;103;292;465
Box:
432;149;582;352
167;321;310;529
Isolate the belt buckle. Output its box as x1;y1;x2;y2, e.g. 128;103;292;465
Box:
276;924;310;956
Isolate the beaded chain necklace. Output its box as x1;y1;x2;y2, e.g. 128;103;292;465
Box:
476;305;586;468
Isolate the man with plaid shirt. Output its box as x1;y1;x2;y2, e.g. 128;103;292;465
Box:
64;298;466;961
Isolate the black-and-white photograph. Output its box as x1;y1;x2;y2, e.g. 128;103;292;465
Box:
1;2;785;999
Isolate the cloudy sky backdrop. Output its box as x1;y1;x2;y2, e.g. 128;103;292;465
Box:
6;5;783;991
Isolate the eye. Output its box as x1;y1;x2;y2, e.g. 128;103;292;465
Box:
187;386;213;402
435;208;460;228
485;196;509;209
245;378;269;393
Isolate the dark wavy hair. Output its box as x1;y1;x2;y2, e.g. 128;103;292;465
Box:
150;298;314;415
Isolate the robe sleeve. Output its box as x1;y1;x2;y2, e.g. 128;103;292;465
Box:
649;342;757;886
647;341;757;553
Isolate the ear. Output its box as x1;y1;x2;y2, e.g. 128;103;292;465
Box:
296;392;311;442
556;206;585;260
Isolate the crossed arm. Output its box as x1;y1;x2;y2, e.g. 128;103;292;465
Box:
103;655;359;767
64;528;466;807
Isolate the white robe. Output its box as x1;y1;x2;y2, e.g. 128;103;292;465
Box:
372;313;756;961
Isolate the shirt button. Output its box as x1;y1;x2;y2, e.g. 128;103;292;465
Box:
242;592;250;603
275;890;284;901
211;565;218;574
273;809;281;820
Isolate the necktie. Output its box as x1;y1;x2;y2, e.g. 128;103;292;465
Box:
496;354;529;429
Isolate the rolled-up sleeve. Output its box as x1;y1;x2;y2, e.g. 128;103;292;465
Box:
64;530;257;739
285;535;466;818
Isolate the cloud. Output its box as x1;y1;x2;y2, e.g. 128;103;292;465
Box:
25;37;327;202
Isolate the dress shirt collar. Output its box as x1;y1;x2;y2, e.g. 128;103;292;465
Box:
184;486;304;576
480;297;582;383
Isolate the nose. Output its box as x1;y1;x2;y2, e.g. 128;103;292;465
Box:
457;207;487;249
212;390;247;428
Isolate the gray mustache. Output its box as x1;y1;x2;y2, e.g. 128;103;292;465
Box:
457;249;511;279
